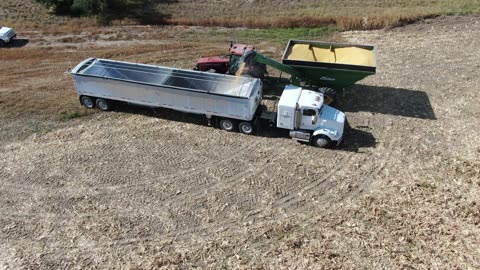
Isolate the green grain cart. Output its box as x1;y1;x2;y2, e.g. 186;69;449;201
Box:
237;39;377;103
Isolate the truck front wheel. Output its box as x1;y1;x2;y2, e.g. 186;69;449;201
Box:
239;122;254;135
219;119;236;132
312;135;331;148
81;96;95;109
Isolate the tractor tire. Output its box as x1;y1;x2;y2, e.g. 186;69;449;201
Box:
312;135;331;148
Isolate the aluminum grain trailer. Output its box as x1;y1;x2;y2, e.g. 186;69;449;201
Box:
71;58;262;130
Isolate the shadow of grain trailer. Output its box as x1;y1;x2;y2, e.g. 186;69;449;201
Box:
70;58;345;147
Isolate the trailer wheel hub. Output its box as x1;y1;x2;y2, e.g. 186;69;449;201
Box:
239;122;254;134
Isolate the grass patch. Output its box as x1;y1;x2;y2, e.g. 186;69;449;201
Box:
237;27;339;44
180;27;339;45
62;111;82;120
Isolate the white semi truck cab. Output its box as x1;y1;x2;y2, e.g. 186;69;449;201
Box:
276;85;345;147
0;26;16;47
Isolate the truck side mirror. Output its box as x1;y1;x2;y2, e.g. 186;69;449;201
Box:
312;113;318;124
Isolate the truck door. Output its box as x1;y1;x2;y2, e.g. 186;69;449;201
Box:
300;107;318;130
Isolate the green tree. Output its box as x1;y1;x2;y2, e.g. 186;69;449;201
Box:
70;0;100;16
33;0;168;25
34;0;75;15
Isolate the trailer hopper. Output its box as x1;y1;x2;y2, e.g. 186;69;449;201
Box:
70;58;263;121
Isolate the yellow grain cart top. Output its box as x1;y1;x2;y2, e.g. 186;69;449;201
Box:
286;43;376;67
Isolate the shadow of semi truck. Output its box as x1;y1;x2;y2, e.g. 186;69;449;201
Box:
1;39;29;48
109;102;375;153
338;85;436;120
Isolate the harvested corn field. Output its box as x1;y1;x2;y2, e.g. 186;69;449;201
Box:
0;15;480;269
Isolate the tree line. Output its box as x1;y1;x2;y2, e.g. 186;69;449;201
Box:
34;0;169;25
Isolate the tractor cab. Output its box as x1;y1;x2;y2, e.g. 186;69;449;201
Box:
229;43;254;56
195;43;267;79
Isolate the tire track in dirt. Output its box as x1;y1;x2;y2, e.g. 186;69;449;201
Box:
100;141;258;194
0;111;382;248
0;118;265;224
0;139;289;249
174;148;288;202
89;141;289;237
0;118;208;190
271;152;354;210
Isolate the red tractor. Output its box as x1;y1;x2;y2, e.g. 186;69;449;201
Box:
195;42;267;79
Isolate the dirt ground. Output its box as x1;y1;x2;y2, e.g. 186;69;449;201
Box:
0;16;479;269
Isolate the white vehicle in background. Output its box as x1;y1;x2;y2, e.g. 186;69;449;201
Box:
0;26;16;47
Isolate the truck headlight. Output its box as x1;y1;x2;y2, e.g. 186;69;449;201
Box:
323;129;337;136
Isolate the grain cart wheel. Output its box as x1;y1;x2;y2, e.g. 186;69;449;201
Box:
318;87;336;105
0;40;5;47
81;96;95;109
96;98;111;111
239;122;254;135
312;135;331;148
219;119;235;132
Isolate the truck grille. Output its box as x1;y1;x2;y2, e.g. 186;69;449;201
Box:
7;30;15;39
